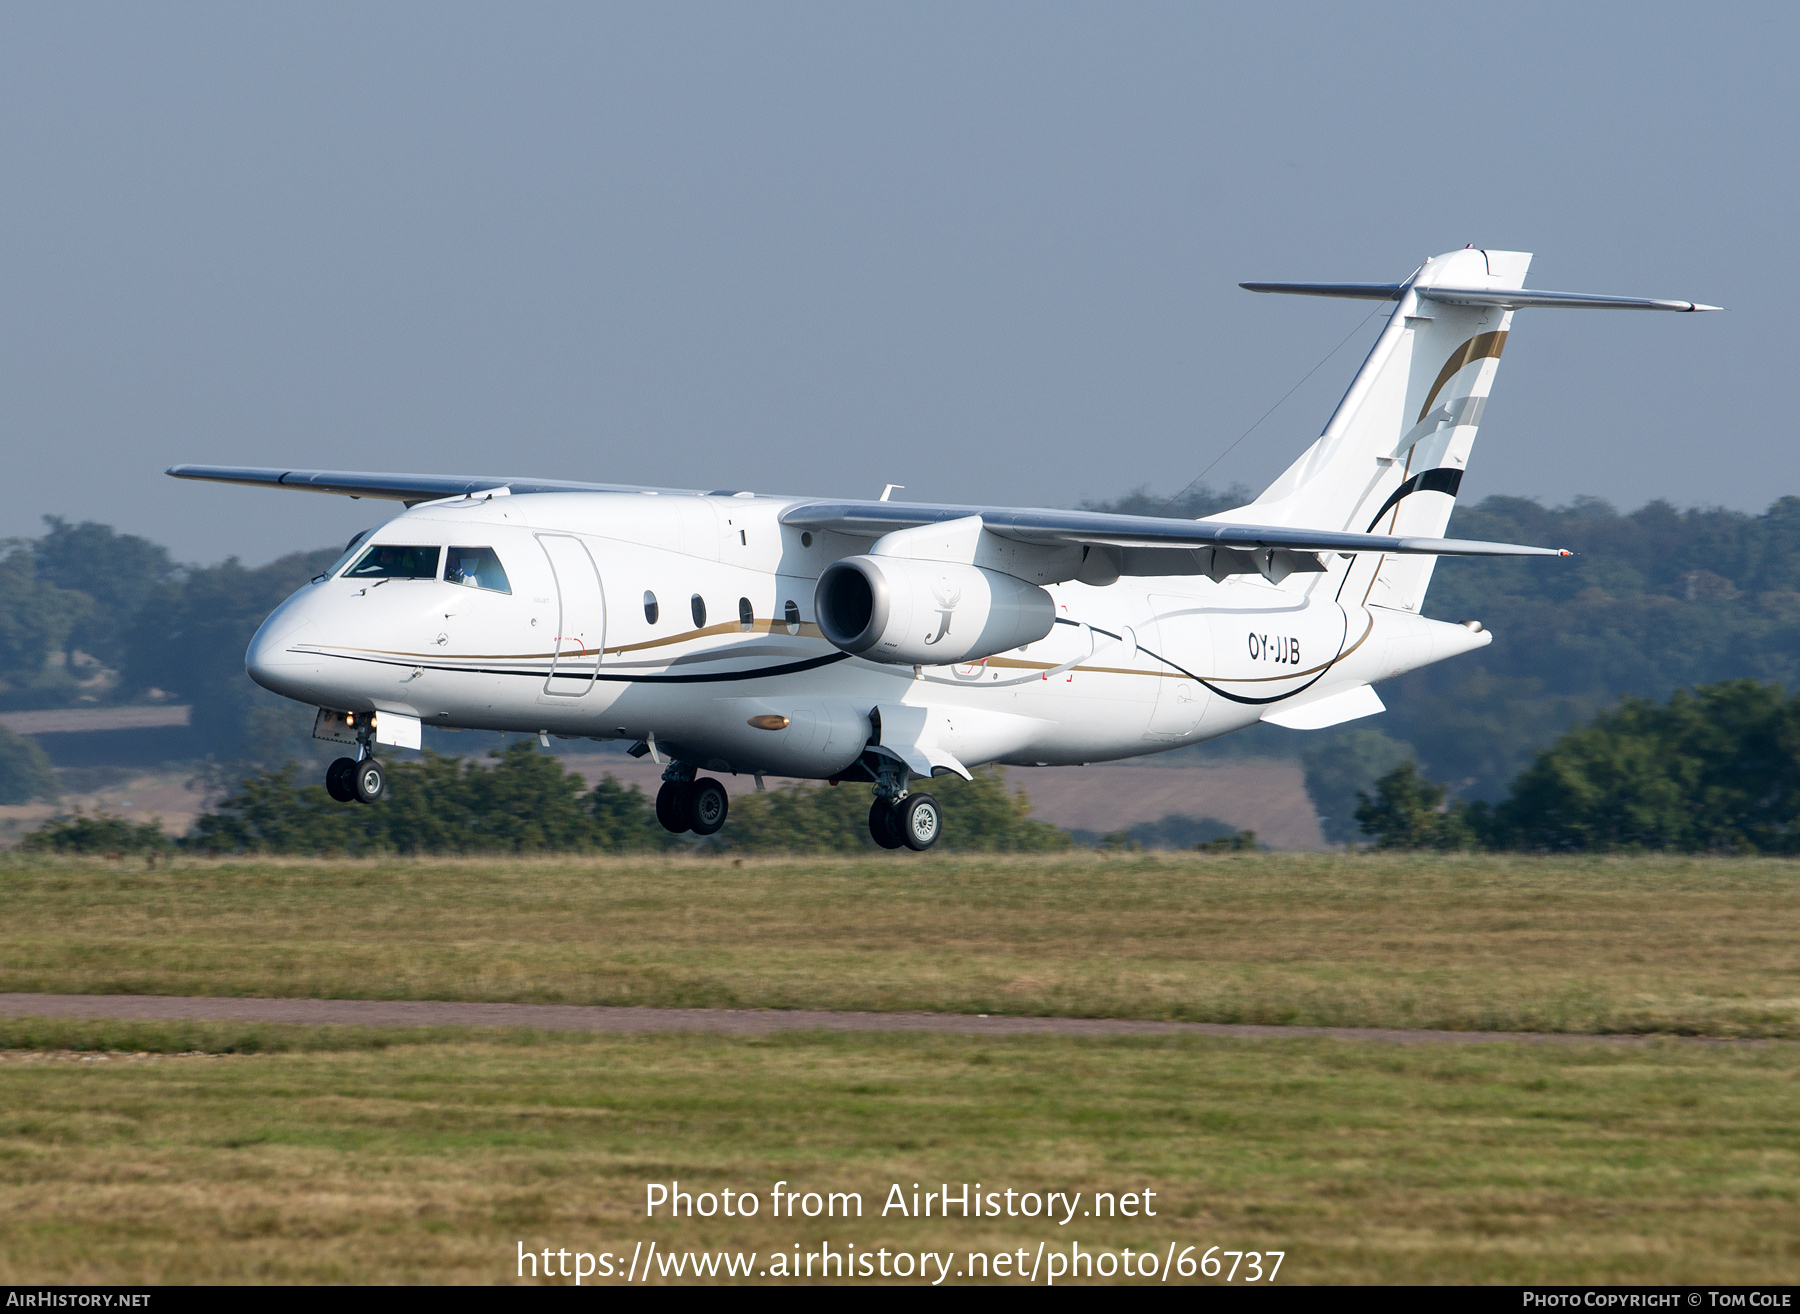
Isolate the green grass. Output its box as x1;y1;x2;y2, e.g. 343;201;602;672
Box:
4;852;1800;1036
1;1025;1796;1284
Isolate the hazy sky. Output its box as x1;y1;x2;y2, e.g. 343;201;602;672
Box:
2;3;1790;564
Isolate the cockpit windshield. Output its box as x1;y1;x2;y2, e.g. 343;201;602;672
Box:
343;544;442;580
445;546;511;593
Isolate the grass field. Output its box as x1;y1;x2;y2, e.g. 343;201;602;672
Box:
3;852;1799;1036
4;853;1798;1285
2;1021;1797;1285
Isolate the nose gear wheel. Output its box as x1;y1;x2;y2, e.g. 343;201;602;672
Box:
352;759;385;805
325;757;358;803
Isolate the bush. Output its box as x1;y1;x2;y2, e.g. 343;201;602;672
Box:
185;742;679;855
0;725;58;804
1195;829;1259;852
1354;762;1485;851
1486;680;1800;853
24;807;172;855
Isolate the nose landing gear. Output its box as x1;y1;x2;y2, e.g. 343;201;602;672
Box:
324;717;385;805
325;755;385;804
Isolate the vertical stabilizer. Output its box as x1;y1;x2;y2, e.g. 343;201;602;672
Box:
1221;247;1716;612
1217;248;1528;612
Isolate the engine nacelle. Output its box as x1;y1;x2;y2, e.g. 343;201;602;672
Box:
814;556;1055;666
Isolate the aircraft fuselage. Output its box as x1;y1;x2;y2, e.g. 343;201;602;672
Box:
246;487;1485;781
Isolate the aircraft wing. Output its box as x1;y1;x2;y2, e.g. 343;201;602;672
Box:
165;464;695;501
166;465;1568;559
778;500;1569;558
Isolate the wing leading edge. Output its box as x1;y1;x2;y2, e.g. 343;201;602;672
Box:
165;464;689;502
778;500;1568;560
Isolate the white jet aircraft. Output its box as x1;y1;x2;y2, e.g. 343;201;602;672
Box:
173;247;1715;850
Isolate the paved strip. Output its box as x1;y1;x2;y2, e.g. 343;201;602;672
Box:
0;993;1750;1046
0;705;191;734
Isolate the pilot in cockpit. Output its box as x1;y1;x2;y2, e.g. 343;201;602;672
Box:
444;546;512;594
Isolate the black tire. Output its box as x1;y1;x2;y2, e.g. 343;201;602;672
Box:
868;798;905;849
688;778;730;836
655;781;693;833
352;759;385;805
899;792;941;851
325;757;357;803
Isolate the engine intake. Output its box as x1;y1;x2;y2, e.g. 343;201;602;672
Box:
814;556;1055;666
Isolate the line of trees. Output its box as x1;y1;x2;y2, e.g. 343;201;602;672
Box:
24;743;1073;856
1355;679;1800;854
1088;488;1800;839
23;679;1799;857
1;515;340;771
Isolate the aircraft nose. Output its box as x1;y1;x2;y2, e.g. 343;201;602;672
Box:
245;613;319;696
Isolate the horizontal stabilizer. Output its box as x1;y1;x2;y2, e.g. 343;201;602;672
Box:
1242;282;1720;312
1239;282;1405;301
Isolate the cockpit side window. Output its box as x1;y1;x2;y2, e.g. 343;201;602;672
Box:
318;528;374;582
343;544;443;580
445;546;512;594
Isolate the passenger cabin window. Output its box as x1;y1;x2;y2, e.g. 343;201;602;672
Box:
343;544;441;580
690;594;707;628
643;591;659;624
784;600;801;635
444;546;511;593
738;597;754;632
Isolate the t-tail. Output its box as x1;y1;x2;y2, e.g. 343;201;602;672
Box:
1216;247;1718;614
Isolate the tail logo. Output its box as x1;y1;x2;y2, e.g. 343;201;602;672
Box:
1416;331;1508;422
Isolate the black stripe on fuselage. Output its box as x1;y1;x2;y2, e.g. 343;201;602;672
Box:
300;649;852;684
1056;611;1352;706
1365;466;1463;533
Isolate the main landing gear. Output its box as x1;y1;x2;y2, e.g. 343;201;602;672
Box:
866;756;941;851
655;770;730;836
868;793;940;851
